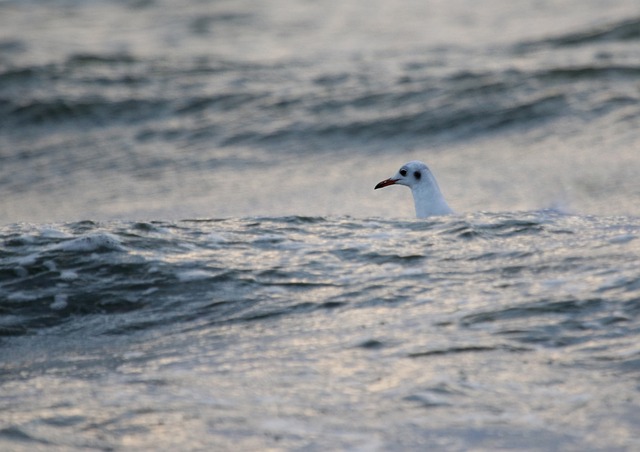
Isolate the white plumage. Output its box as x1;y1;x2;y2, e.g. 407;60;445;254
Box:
375;161;453;218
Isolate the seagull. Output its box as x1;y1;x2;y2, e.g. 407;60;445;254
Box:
375;160;453;218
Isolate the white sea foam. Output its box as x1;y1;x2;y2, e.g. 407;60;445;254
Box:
206;233;229;243
176;269;212;282
60;270;79;281
16;253;39;266
50;294;68;310
39;227;73;239
53;233;123;252
7;292;37;302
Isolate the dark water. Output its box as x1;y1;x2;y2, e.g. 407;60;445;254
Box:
2;0;640;450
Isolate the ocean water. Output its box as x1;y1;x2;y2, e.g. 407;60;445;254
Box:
1;0;640;450
2;214;640;450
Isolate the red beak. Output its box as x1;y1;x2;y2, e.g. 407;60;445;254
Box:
374;178;397;190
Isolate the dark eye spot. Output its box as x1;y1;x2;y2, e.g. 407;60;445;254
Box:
399;169;407;177
414;171;421;180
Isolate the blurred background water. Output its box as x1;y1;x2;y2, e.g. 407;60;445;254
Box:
1;0;640;450
1;0;639;221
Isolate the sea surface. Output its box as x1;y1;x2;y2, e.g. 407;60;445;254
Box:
1;0;640;450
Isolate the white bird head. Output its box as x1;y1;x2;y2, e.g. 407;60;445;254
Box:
375;160;453;218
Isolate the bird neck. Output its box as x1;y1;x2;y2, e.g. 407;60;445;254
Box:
411;178;452;218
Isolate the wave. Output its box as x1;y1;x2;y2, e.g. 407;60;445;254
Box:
517;17;640;50
545;17;640;46
2;97;170;126
1;42;639;148
218;62;639;148
1;213;638;338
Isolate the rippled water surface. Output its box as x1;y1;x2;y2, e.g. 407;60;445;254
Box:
2;0;640;450
2;214;640;450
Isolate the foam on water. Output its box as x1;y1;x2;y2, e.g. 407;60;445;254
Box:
51;233;123;252
50;294;68;311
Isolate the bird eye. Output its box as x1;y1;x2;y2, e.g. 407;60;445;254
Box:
399;169;407;177
414;171;421;180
